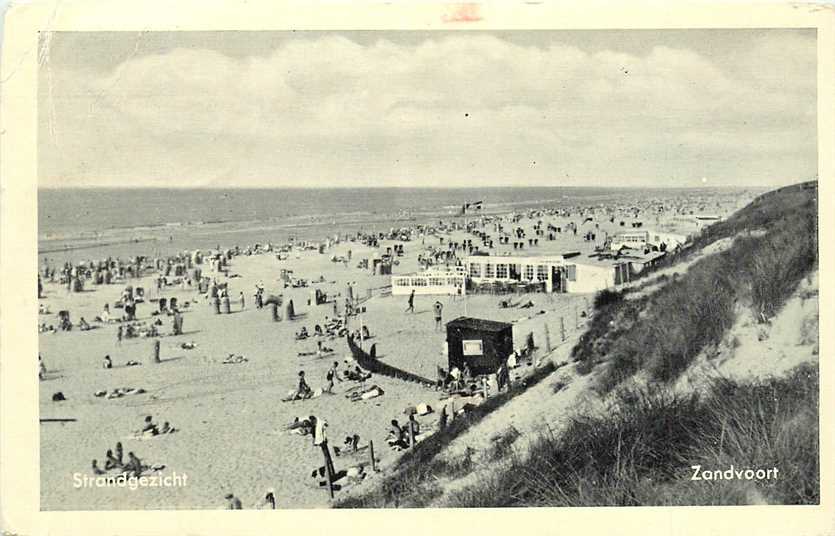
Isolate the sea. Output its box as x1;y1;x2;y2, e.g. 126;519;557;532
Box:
38;187;748;263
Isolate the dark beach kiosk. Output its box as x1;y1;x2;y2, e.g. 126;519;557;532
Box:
446;317;513;376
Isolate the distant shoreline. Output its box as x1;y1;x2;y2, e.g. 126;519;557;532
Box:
37;184;766;263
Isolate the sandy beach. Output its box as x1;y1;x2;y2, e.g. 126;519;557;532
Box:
38;190;752;509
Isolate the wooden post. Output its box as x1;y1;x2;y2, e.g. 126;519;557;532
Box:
560;316;566;342
543;323;552;354
369;440;378;472
321;442;335;499
575;306;579;329
359;313;364;349
408;421;415;449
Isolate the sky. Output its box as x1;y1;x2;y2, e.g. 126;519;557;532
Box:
37;29;817;189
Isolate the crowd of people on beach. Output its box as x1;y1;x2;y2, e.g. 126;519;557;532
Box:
37;189;750;509
91;440;162;478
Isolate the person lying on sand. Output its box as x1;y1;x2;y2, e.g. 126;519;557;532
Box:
222;354;248;364
295;327;309;340
344;366;373;382
141;415;159;436
285;416;313;435
347;385;384;402
284;416;304;431
78;317;92;331
333;434;362;456
92;459;107;475
310;462;366;486
316;340;333;356
160;421;177;434
344;465;368;484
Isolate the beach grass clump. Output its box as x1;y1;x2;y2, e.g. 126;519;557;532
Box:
572;293;647;377
485;426;522;462
621;273;670;296
445;363;819;507
433;446;476;478
592;288;623;309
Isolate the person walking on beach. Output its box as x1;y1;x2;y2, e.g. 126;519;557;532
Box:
433;301;443;331
116;325;123;346
405;289;415;313
239;291;245;310
325;361;342;393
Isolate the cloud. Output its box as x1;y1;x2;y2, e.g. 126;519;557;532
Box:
39;31;817;187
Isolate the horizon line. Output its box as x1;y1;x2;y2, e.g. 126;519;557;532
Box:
37;183;777;190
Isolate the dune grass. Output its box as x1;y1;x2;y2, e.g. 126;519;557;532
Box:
447;364;819;507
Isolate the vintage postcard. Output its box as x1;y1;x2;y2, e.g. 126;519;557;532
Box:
1;1;833;535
